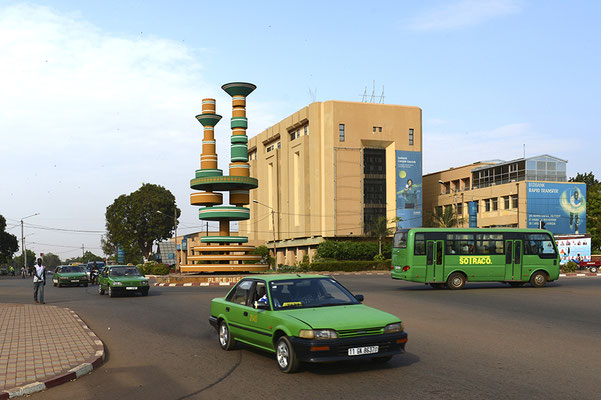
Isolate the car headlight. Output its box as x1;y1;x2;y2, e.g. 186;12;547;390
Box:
299;329;338;339
141;281;148;285
384;322;404;333
113;281;123;286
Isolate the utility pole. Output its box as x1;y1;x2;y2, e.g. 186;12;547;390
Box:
253;200;278;269
173;207;179;272
82;244;85;260
20;213;39;273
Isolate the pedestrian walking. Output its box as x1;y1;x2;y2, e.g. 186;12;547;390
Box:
33;258;46;304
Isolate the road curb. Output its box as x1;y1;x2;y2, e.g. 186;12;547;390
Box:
0;308;105;399
560;273;601;277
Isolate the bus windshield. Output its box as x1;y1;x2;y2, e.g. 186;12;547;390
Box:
393;230;408;248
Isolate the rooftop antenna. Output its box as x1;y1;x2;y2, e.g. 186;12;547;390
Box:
361;86;368;102
523;144;526;159
370;80;376;103
379;85;385;104
308;87;317;102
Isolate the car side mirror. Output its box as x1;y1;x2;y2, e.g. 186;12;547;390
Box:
355;294;364;302
254;301;269;310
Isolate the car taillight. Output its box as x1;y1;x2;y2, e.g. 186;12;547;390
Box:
402;265;410;272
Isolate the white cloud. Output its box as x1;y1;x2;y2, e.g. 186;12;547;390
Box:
410;0;521;31
423;122;565;174
0;4;274;256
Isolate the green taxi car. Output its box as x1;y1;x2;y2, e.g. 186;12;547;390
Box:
53;265;89;287
98;265;149;297
209;274;408;373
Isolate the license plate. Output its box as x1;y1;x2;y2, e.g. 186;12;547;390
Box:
71;280;79;282
126;287;138;290
348;346;379;356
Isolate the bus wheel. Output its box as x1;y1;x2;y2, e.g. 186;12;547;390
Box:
446;273;466;290
530;271;547;288
429;283;445;289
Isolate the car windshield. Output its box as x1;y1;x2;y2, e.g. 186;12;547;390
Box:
63;266;83;273
110;267;141;277
269;278;359;310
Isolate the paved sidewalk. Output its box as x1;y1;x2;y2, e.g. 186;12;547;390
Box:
0;304;104;399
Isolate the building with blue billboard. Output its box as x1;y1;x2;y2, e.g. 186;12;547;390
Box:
423;155;586;236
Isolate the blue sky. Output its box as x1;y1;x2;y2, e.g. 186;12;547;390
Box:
1;0;599;258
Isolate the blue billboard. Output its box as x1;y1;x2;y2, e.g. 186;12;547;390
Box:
526;182;587;234
395;150;422;228
468;201;478;228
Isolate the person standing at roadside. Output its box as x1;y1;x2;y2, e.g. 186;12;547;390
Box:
33;258;46;304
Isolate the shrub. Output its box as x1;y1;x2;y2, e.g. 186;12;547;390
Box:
309;260;390;272
151;263;170;275
373;253;386;262
316;240;389;261
562;261;579;273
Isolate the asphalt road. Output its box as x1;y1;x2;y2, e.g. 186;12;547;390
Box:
1;274;600;400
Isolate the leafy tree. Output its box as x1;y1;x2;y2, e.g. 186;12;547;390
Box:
570;172;601;252
429;205;461;228
65;251;103;265
11;249;37;271
367;216;396;255
0;215;19;264
42;253;62;268
105;183;180;261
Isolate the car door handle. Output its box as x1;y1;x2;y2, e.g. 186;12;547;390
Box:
243;311;248;316
225;307;230;312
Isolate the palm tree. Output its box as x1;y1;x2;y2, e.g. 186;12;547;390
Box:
367;216;398;255
430;206;462;228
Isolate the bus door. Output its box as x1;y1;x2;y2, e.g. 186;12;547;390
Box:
505;240;523;281
426;240;445;283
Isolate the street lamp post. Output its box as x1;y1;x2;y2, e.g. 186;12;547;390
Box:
21;213;39;273
253;200;277;270
157;210;179;272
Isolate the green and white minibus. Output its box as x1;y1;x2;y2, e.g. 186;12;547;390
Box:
391;228;560;289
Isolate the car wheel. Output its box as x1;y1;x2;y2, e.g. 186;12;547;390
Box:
530;271;547;288
276;336;300;373
98;285;105;295
218;321;236;351
371;355;393;363
53;282;57;287
141;288;149;296
108;286;115;297
590;266;598;273
84;283;88;287
446;272;466;290
508;282;525;287
58;283;62;288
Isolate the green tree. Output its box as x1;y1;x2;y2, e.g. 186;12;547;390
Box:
570;172;601;252
0;215;19;264
105;183;180;261
65;251;103;265
42;253;62;269
429;205;461;228
12;249;36;271
367;216;396;256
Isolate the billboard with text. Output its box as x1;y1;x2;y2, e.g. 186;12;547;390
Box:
526;182;586;234
395;150;422;228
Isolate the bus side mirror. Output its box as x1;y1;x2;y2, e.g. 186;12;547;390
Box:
355;294;364;302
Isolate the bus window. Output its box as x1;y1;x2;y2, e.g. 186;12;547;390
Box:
525;233;557;258
436;242;443;265
475;234;504;255
393;230;408;248
514;241;521;264
414;233;426;255
426;242;434;265
446;233;474;255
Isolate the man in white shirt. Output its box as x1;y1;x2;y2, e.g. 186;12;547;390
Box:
33;258;46;304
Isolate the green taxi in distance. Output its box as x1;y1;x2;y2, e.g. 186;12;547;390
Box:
98;265;149;297
53;265;89;287
209;274;408;373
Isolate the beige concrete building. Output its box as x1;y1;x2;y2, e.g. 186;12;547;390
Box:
423;155;570;229
239;100;423;265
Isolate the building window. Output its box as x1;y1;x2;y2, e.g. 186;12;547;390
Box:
339;124;345;142
484;199;491;212
503;196;510;209
373;126;382;133
511;195;518;209
373;126;376;133
456;202;463;216
409;128;414;146
379;127;382;132
266;144;274;152
491;198;498;211
277;141;281;149
290;131;296;141
304;125;308;136
249;151;256;160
